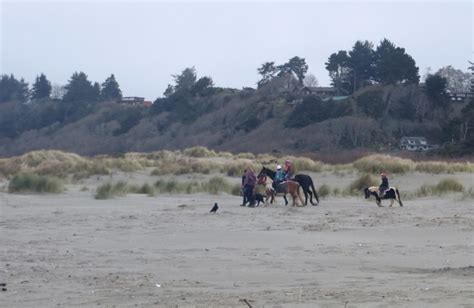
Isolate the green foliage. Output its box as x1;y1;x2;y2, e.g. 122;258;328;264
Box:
285;96;351;128
348;40;375;91
111;108;142;136
0;74;29;103
203;176;232;194
325;51;351;95
356;90;385;118
95;181;128;199
101;74;122;101
31;73;52;100
257;62;278;88
192;77;214;96
173;67;197;93
8;173;63;193
416;178;464;197
279;56;308;86
63;72;100;103
318;184;331;198
374;38;419;84
352;155;413;174
424;74;449;108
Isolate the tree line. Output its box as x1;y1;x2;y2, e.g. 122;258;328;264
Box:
0;72;122;104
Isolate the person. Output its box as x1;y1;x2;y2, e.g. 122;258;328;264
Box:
284;159;294;180
272;165;286;192
243;167;257;207
379;172;389;197
240;169;247;206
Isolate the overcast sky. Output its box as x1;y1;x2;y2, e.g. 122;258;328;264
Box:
1;0;472;100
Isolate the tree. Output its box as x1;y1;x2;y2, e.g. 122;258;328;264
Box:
0;74;29;103
192;76;214;96
172;67;197;93
424;74;449;108
374;38;419;84
303;73;318;87
63;72;100;102
257;62;277;88
348;40;375;92
278;56;308;86
325;51;351;95
469;61;474;94
163;84;175;98
101;74;122;101
435;66;471;93
31;73;52;100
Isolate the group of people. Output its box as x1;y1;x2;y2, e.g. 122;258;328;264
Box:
241;160;295;207
240;159;390;207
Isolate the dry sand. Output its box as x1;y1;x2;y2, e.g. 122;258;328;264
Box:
1;180;473;307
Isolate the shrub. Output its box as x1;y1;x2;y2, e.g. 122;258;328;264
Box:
95;181;128;199
236;152;255;160
318;184;331;198
203;176;232;194
348;174;378;193
231;184;242;196
352;154;412;174
8;173;63;193
183;146;216;157
434;178;464;194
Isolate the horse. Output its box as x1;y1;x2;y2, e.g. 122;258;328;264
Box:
257;174;304;207
258;166;319;206
364;186;403;207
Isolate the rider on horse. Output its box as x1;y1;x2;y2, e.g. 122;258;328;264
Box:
284;159;294;180
273;165;286;192
379;172;389;197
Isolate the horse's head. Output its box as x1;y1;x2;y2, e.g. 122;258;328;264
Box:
363;187;371;199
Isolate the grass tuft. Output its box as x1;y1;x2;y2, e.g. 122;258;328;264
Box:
8;173;63;193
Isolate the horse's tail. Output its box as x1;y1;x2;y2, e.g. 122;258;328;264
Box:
310;178;319;204
396;188;403;207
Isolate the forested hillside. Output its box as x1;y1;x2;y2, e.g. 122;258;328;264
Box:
1;39;473;157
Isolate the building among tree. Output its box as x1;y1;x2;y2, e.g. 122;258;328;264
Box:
400;136;434;151
119;96;152;107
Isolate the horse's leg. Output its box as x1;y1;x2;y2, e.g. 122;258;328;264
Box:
389;199;394;207
304;188;309;205
284;195;288;206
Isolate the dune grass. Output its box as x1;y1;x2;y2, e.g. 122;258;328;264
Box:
416;178;464;197
8;173;63;193
347;174;378;194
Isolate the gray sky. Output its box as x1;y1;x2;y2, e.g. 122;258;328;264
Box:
1;0;473;100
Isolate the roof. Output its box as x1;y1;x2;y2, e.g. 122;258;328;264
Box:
305;86;336;92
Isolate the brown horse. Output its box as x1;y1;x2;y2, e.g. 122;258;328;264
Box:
257;174;304;207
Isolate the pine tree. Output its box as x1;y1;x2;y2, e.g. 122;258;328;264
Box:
101;74;122;101
31;73;52;100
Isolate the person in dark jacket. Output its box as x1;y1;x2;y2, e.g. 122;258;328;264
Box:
379;172;389;197
240;169;247;206
272;165;285;192
243;167;257;207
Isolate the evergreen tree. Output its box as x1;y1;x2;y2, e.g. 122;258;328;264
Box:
172;67;197;93
100;74;122;101
374;38;419;84
424;74;449;108
31;73;52;100
0;74;29;103
348;40;375;92
63;72;100;102
325;51;351;95
279;56;308;86
257;62;277;88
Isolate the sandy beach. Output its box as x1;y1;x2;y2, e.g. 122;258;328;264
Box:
1;176;473;307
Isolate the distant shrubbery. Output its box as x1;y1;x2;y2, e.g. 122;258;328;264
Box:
8;173;62;193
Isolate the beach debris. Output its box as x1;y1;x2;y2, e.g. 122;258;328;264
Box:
239;298;253;308
155;284;161;288
209;203;218;213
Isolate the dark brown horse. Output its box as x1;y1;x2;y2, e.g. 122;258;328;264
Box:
258;166;319;205
257;174;304;207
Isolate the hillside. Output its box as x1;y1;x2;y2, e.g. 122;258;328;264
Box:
0;81;472;157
